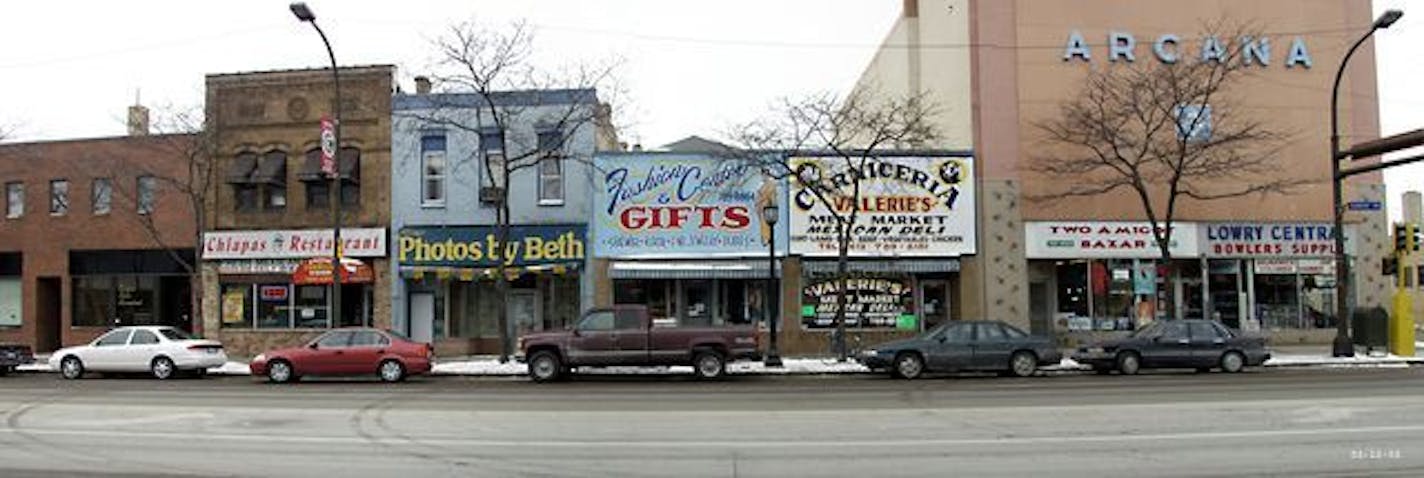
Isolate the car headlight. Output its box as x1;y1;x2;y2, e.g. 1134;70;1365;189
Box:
861;349;878;356
252;354;266;363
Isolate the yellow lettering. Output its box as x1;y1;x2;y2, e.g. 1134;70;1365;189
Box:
525;237;544;260
399;237;418;261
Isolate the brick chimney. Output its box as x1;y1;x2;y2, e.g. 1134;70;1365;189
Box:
414;76;431;95
127;104;150;136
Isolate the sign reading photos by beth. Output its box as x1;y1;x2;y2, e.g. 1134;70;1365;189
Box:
787;155;976;257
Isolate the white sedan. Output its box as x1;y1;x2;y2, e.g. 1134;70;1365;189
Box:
49;326;228;380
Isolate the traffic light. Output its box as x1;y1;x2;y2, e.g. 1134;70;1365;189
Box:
1412;224;1422;252
1395;223;1408;252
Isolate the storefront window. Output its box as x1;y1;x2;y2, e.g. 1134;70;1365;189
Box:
294;285;330;328
73;276;115;327
115;276;158;326
614;279;763;328
255;284;291;328
221;284;252;328
682;279;713;327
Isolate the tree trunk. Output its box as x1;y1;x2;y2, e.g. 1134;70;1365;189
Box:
1159;255;1178;321
495;198;513;363
833;219;850;362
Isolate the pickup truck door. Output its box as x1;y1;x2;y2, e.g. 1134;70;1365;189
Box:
568;311;620;366
612;309;649;365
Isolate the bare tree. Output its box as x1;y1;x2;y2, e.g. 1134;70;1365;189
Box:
407;19;619;362
727;87;940;361
1030;24;1302;320
77;107;219;333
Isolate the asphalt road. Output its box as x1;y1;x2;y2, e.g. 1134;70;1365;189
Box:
1;368;1422;478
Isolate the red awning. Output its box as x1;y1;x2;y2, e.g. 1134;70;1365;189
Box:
292;257;375;285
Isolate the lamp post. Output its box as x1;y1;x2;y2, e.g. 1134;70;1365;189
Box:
290;2;345;328
763;201;783;367
1329;9;1403;357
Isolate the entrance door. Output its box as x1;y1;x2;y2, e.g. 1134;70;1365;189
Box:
36;277;61;352
0;278;21;338
1207;260;1243;328
507;291;538;339
1029;282;1050;335
919;280;950;331
410;292;436;343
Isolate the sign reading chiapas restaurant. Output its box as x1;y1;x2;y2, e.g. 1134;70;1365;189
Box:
788;155;976;257
592;153;786;258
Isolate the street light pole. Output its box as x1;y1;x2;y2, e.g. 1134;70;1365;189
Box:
763;201;783;367
291;2;345;328
1330;9;1403;357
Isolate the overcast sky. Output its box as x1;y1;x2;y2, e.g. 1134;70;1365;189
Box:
2;0;1421;219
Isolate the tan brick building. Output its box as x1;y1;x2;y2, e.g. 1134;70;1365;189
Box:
200;66;394;357
1;127;198;353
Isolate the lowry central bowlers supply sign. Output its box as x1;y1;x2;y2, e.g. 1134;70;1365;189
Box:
788;155;976;257
593;154;785;258
1201;222;1348;257
398;225;585;267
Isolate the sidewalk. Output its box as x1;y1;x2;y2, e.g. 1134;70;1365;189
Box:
19;343;1424;377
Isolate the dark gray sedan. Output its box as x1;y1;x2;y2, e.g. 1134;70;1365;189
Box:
1072;319;1271;375
857;320;1062;379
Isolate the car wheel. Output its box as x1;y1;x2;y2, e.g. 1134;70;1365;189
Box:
893;352;924;380
267;360;295;384
528;351;563;383
1008;351;1038;378
378;360;406;383
1220;351;1246;374
60;356;84;380
1116;351;1141;375
150;357;176;380
692;350;726;380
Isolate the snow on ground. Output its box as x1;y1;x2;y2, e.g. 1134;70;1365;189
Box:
208;361;251;376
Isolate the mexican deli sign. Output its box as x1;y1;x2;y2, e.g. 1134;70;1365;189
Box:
592;154;783;258
203;228;387;260
801;275;913;330
1202;223;1347;257
1025;222;1200;259
789;155;976;257
398;225;585;267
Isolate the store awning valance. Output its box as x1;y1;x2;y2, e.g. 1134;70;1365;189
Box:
802;259;959;275
400;262;582;281
608;260;781;279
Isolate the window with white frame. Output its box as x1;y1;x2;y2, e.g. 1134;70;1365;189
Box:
49;179;68;215
537;130;564;204
6;182;23;218
480;130;505;189
92;178;112;215
421;136;446;206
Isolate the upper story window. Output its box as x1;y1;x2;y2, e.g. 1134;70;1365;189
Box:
227;152;259;212
301;148;329;210
49;179;69;216
136;176;156;215
92;178;112;215
5;182;23;219
537;130;564;205
480;130;505;189
227;151;287;213
257;151;287;211
421;136;447;207
339;147;361;208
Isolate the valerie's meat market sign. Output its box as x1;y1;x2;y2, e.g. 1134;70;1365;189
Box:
1201;222;1348;257
592;153;785;258
1025;222;1200;259
202;228;387;259
788;155;976;257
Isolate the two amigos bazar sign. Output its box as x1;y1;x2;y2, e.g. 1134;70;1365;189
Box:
788;155;976;257
592;153;785;258
397;225;585;267
1025;221;1355;258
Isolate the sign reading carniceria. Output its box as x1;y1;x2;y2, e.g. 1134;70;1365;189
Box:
788;155;976;257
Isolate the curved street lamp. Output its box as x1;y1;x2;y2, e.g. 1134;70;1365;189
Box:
1330;9;1403;357
290;2;346;329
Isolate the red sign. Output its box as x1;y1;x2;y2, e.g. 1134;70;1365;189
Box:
259;286;289;301
292;257;374;285
320;116;337;177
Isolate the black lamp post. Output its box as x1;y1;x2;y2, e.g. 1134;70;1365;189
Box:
763;201;783;367
290;2;346;328
1329;8;1403;357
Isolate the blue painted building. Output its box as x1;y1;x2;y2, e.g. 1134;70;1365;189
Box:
390;84;612;354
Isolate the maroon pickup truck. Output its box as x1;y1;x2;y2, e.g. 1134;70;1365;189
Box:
518;305;760;382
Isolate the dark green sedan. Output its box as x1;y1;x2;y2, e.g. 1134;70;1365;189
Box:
857;320;1062;379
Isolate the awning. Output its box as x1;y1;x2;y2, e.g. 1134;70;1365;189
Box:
298;149;324;181
292;257;375;285
608;260;780;279
802;259;959;275
399;262;582;281
340;148;361;183
253;151;287;185
226;153;258;184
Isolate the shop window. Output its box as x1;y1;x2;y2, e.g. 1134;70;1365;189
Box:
614;279;673;325
221;284;254;328
72;276;116;327
255;284;292;329
294;285;330;328
682;279;713;327
541;276;580;331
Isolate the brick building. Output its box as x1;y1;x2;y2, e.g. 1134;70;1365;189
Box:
0;113;198;353
200;66;394;357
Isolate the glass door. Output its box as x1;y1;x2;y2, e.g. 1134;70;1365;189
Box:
1207;260;1243;329
919;280;950;331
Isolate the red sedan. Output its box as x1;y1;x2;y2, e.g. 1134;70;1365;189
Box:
249;328;434;383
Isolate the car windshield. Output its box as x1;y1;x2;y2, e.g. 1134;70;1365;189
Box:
158;328;194;341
